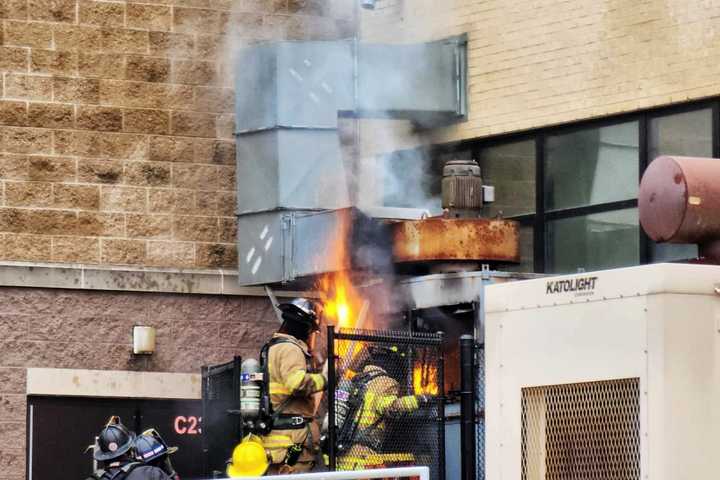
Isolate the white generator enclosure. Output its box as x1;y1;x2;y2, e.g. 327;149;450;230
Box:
484;263;720;480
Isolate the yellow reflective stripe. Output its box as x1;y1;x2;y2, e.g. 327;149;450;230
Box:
364;391;396;414
310;373;325;391
262;434;293;448
357;412;379;426
397;395;419;410
368;453;415;463
376;395;395;411
338;453;415;467
286;369;306;392
269;382;290;395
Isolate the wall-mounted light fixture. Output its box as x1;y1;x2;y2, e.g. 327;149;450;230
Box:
361;0;377;10
133;326;156;355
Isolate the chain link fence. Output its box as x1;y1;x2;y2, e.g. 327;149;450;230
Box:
328;328;445;480
475;344;485;480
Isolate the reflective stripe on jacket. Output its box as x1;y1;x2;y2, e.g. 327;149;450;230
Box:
351;365;421;447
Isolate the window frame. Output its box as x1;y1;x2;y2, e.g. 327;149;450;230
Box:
433;97;720;273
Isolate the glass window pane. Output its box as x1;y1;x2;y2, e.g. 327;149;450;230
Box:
648;108;712;160
478;140;536;217
545;122;639;211
647;108;710;262
546;208;639;274
504;223;535;273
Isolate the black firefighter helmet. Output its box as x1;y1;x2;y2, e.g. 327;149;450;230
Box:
277;298;321;332
95;416;136;461
367;344;410;376
135;428;178;463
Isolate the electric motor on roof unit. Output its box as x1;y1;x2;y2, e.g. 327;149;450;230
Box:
441;160;483;218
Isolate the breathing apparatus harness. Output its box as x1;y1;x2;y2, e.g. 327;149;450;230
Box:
238;336;316;470
335;369;387;454
87;462;143;480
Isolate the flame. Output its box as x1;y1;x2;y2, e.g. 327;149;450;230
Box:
315;213;375;374
316;212;372;332
413;362;439;396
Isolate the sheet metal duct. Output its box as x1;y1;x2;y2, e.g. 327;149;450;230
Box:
235;37;468;285
236;208;392;286
235;42;355;132
235;129;350;214
356;35;468;126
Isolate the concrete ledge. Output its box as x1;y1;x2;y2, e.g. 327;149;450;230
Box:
0;261;308;297
27;368;201;399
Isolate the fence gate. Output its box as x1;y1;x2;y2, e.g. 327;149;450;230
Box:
201;356;242;477
328;328;445;480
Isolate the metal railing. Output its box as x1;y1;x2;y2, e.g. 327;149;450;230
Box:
243;466;430;480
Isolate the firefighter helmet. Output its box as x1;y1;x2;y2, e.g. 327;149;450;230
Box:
277;298;320;331
367;344;409;375
94;416;135;461
226;436;269;478
370;344;408;358
135;428;178;462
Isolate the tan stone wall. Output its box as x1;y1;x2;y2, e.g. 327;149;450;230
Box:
359;0;720;149
0;0;354;269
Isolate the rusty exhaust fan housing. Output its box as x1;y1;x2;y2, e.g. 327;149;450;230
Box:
640;155;720;262
393;160;520;271
235;37;468;286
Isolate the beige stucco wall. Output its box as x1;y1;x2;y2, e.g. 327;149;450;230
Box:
358;0;720;153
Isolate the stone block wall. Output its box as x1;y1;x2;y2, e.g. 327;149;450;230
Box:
0;0;354;269
0;286;278;480
359;0;720;147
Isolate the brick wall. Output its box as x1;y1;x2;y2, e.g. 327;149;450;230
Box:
359;0;720;147
0;286;278;480
0;0;354;269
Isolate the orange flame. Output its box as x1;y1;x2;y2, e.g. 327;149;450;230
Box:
315;213;376;374
413;362;439;396
316;212;372;332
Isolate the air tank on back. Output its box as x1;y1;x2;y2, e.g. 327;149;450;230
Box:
240;358;262;422
639;155;720;260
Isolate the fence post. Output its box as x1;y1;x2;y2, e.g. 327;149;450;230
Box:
460;335;477;480
327;325;337;471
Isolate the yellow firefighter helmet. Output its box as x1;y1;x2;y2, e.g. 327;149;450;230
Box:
226;435;269;478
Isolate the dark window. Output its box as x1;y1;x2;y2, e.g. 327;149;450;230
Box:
478;140;536;217
546;209;639;274
646;108;712;262
421;99;717;273
545;122;639;211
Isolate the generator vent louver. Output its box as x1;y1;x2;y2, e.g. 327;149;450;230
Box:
521;378;641;480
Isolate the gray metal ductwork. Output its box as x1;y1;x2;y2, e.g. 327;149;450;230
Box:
235;36;468;286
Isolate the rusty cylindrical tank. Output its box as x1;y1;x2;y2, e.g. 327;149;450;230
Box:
639;156;720;257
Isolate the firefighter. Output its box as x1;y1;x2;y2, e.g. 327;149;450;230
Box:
336;345;434;471
134;429;180;480
87;417;172;480
261;298;327;474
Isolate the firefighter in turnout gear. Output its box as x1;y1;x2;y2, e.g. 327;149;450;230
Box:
261;298;327;474
336;345;433;471
134;429;180;480
87;417;172;480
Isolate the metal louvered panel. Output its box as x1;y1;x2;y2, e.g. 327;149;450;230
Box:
521;378;641;480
